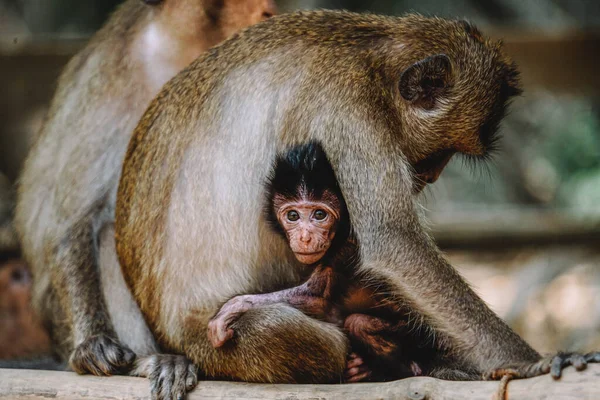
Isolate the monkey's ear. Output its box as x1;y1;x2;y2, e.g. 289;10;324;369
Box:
399;54;453;107
142;0;163;5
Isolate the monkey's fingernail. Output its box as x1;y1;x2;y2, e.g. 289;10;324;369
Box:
348;371;370;382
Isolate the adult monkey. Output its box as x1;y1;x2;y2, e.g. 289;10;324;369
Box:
15;0;275;395
116;10;600;383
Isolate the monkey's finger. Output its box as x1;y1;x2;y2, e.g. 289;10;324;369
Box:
172;358;188;400
79;337;112;376
346;370;371;383
100;337;136;370
346;357;364;369
207;320;233;348
550;354;567;379
186;363;198;391
539;359;552;375
585;352;600;363
158;359;176;400
568;354;587;371
94;340;115;376
217;328;235;348
149;366;161;400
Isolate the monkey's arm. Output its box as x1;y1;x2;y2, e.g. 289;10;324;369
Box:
53;217;135;375
323;130;542;375
208;265;341;347
332;134;600;379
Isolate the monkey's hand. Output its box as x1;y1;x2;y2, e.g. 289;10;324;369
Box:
344;352;372;382
131;354;198;400
484;351;600;380
209;283;343;348
69;334;136;375
208;295;257;348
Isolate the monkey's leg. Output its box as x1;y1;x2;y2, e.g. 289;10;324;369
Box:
53;216;135;375
189;303;348;383
97;224;196;399
208;265;341;347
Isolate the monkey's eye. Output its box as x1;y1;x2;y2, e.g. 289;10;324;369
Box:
287;210;300;221
314;210;327;220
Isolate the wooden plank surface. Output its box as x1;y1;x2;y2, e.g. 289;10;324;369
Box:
1;365;599;399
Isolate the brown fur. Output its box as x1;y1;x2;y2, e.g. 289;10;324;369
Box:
115;10;548;383
15;0;274;395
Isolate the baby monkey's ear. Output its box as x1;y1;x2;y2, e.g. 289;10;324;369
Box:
399;54;453;109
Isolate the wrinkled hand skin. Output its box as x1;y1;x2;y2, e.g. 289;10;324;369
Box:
131;354;198;400
484;351;600;380
208;295;255;348
345;352;372;382
69;334;136;375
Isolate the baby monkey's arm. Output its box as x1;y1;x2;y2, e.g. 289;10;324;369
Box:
208;265;342;348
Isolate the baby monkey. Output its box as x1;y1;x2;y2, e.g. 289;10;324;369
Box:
208;142;428;382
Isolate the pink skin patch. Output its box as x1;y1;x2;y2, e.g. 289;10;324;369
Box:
345;353;372;382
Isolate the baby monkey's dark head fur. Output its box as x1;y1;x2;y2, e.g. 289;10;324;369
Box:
265;142;350;265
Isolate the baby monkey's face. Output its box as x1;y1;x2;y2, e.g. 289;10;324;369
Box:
275;192;341;265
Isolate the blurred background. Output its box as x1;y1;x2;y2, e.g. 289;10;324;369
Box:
0;0;599;365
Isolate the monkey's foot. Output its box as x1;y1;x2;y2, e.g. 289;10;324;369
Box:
131;354;198;400
69;334;136;375
345;353;372;382
208;295;255;348
484;351;600;380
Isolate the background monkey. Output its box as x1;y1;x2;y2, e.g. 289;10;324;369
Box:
116;10;599;384
0;173;50;362
15;0;275;397
0;255;50;361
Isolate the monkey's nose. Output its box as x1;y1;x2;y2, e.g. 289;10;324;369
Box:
300;230;312;243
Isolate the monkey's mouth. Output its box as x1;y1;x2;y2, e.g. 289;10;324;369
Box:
294;251;327;265
413;150;455;193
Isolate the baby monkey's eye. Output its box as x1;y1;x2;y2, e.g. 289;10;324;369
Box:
314;210;327;220
287;210;300;221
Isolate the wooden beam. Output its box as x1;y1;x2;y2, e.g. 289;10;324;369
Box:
498;31;600;95
1;365;599;399
430;210;600;249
